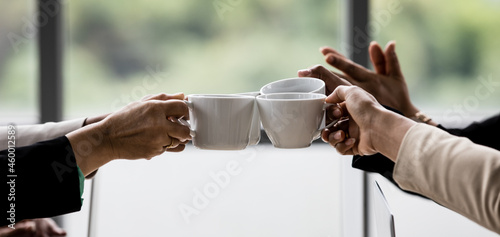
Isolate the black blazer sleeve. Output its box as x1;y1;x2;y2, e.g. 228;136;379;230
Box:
441;113;500;150
352;110;500;196
1;136;82;226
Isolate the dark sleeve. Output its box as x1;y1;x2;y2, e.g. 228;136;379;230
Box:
352;110;500;197
1;136;82;226
439;113;500;150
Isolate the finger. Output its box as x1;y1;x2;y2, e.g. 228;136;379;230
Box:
328;101;348;118
298;64;351;94
326;130;346;147
330;71;348;80
157;99;190;120
50;228;67;236
384;41;403;78
319;46;347;58
297;68;312;77
321;128;332;143
45;218;67;236
142;92;185;102
335;138;356;155
332;114;350;132
164;120;192;142
166;144;186;152
322;127;341;143
325;54;372;82
164;137;180;150
369;41;386;75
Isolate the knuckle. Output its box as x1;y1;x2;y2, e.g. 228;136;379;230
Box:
311;64;325;70
156;93;170;100
144;101;160;113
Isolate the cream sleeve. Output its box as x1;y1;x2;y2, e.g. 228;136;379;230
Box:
0;118;86;150
394;123;500;234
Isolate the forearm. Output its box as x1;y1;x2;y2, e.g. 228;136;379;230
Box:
66;122;114;176
0;118;86;150
394;124;500;234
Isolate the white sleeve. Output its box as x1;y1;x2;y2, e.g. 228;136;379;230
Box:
394;123;500;234
0;118;86;150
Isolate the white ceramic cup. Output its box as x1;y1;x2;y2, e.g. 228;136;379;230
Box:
186;94;256;150
260;77;325;95
256;93;335;149
260;77;327;133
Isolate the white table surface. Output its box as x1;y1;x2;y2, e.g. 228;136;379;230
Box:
64;143;343;237
370;175;498;237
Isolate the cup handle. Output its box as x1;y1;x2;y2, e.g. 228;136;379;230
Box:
185;100;194;110
313;103;343;140
177;100;196;137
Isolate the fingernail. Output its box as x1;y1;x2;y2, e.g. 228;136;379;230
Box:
345;138;356;146
327;55;335;64
333;108;342;118
298;69;312;76
333;131;342;140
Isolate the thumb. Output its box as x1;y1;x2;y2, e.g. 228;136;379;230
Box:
326;85;351;104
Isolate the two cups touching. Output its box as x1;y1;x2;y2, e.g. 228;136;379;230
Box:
185;77;340;150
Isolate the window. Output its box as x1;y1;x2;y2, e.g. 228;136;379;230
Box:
0;0;38;125
64;0;340;118
372;0;500;127
64;1;345;237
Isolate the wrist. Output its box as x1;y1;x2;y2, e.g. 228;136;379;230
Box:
401;104;419;118
83;113;110;126
67;121;115;176
371;109;416;161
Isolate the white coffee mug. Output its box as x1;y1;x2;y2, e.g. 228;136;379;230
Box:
256;93;336;149
185;94;256;150
260;77;325;95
